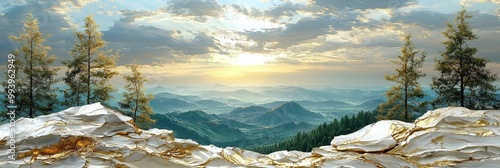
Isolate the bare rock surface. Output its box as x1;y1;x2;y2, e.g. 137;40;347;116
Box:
0;103;499;167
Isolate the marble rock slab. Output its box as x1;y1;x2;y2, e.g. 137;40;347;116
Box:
0;103;499;167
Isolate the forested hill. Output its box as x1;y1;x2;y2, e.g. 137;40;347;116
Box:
252;110;378;154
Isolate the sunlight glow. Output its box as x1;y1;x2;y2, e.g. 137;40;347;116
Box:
230;53;274;66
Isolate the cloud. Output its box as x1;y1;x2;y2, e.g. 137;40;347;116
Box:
243;17;330;50
103;18;221;64
0;0;77;65
313;0;415;10
119;10;159;23
468;10;500;29
391;10;500;30
240;11;369;51
391;10;452;29
50;0;98;14
1;0;499;85
263;3;324;22
162;0;223;22
230;4;264;18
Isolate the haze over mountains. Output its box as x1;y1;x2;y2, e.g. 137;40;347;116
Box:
0;84;439;149
32;84;442;149
143;84;420;148
146;85;396;116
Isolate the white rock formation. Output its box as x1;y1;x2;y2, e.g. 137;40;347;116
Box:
0;103;499;167
331;120;414;152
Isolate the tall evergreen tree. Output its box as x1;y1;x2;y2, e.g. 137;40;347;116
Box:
1;51;28;118
377;35;426;122
61;55;85;106
3;13;59;118
431;8;498;109
62;15;119;106
119;64;156;127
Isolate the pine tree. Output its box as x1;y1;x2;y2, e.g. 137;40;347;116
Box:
377;34;426;122
251;110;379;153
1;51;28;118
119;64;156;127
431;8;498;109
3;13;59;118
61;55;85;106
62;15;119;106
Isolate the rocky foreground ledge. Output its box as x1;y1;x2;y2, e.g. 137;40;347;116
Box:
0;103;499;167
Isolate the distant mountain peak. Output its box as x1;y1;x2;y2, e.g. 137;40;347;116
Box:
235;89;250;92
174;110;216;122
250;101;324;126
185;110;207;114
152;85;166;89
230;106;269;114
271;101;308;113
356;99;384;110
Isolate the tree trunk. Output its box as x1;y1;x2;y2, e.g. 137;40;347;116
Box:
29;38;34;118
404;57;408;122
77;80;80;106
87;35;91;105
134;81;139;122
405;82;408;122
133;106;137;122
460;73;464;107
459;37;465;107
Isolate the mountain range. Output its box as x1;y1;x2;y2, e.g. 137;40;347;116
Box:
144;85;394;148
148;85;391;118
150;103;318;148
148;85;388;104
150;97;236;114
223;105;270;123
249;102;324;126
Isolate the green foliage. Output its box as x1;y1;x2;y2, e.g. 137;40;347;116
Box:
252;110;378;154
62;15;119;107
151;111;250;144
2;13;59;118
378;34;426;122
431;8;498;109
120;64;156;128
150;113;212;144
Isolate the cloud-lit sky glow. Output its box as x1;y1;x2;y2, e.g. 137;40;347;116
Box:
1;0;499;87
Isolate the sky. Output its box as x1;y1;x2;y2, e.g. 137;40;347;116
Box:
0;0;499;87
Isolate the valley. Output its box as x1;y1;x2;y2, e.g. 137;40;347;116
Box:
146;85;396;148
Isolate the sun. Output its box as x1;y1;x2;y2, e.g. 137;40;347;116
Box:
230;53;273;66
